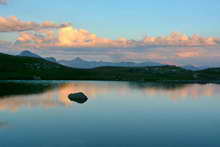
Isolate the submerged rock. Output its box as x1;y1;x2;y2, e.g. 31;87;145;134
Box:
68;92;88;104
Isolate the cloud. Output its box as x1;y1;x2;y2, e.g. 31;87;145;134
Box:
1;16;220;66
143;32;218;47
57;26;138;48
0;40;12;50
15;30;57;48
0;16;70;32
0;0;7;5
12;25;220;66
176;50;202;58
0;40;11;46
57;28;220;48
15;25;220;49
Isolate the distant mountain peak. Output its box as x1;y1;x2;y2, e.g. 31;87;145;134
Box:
18;50;57;63
73;57;85;62
45;57;57;63
18;50;42;58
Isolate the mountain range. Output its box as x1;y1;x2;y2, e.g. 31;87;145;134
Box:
59;57;164;69
17;50;208;70
1;51;220;82
18;50;57;63
182;65;209;71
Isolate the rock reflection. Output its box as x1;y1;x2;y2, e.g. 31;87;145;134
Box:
60;82;220;100
0;81;220;112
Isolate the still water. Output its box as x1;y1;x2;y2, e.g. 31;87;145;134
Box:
0;81;220;147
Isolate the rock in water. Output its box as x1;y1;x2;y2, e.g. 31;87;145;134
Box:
68;92;88;104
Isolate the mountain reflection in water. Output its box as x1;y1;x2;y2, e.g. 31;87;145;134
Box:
0;81;219;112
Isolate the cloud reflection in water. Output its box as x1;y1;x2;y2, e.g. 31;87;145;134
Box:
0;81;219;112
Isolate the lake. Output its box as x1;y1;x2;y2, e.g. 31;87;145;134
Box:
0;81;220;147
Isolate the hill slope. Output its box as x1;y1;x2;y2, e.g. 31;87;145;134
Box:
0;53;89;80
0;53;220;82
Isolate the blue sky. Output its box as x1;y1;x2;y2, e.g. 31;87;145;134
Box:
0;0;220;66
1;0;220;39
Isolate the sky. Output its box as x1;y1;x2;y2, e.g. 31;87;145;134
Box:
0;0;220;66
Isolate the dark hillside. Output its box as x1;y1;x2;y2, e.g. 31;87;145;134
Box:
0;53;220;82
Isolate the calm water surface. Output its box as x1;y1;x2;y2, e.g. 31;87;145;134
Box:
0;81;220;147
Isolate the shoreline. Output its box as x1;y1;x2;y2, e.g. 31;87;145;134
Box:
1;79;220;84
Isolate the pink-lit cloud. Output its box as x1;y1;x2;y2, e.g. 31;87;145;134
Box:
15;25;220;49
1;16;220;66
11;25;220;66
176;50;202;58
143;32;218;47
57;26;139;48
15;30;57;48
0;0;7;5
0;16;70;32
0;40;12;50
0;16;216;49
